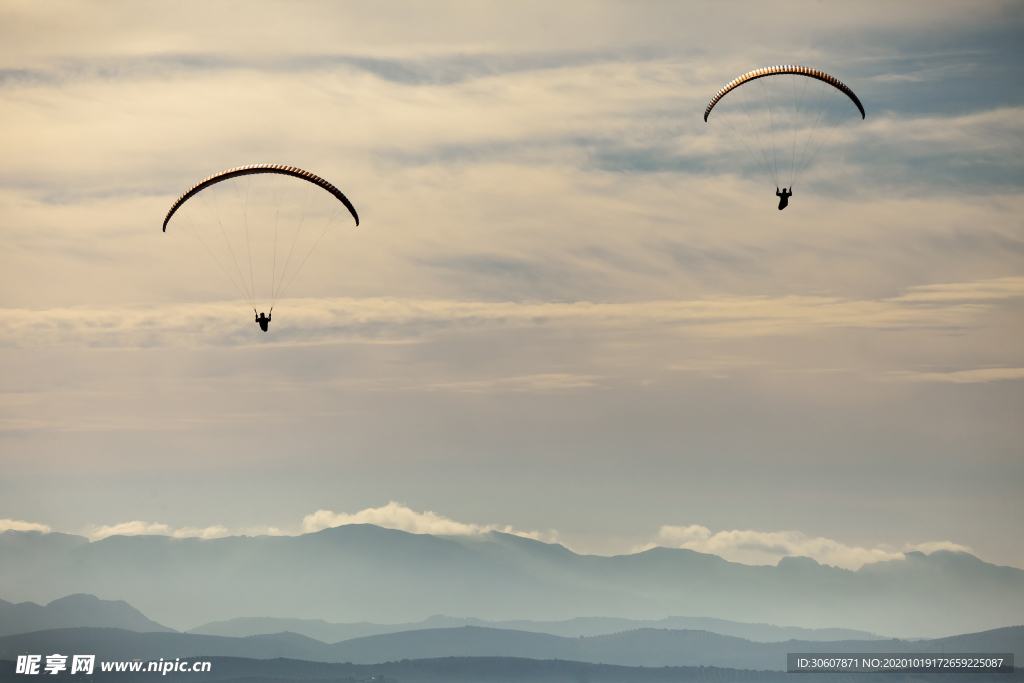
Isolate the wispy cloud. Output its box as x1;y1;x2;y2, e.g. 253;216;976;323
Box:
669;356;774;377
86;521;230;541
893;278;1024;303
7;512;978;572
865;107;1024;154
905;540;975;555
0;519;51;533
4;277;1020;350
885;367;1024;384
12;508;552;546
426;373;600;392
302;501;550;541
648;524;972;571
75;521;292;541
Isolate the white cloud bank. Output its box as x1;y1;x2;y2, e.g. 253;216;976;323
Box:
302;501;551;541
0;519;51;533
37;503;552;543
650;524;972;571
86;521;231;541
6;511;976;571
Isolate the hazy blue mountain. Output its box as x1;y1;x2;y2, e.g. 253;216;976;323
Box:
0;527;663;632
2;526;1021;637
4;654;1016;683
0;655;803;682
0;625;1020;672
188;614;882;642
188;615;392;641
322;625;1024;669
0;594;174;637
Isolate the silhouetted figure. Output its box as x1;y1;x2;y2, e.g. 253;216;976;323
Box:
256;311;271;332
776;187;792;210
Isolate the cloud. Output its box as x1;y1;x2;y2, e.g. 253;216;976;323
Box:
170;525;230;539
426;373;600;392
905;540;973;555
670;356;773;377
652;524;910;570
893;277;1024;303
302;501;549;541
86;521;173;540
0;519;51;533
238;526;292;537
86;521;230;541
886;367;1024;384
650;525;977;570
865;107;1024;154
11;512;978;570
3;0;996;69
4;276;1020;351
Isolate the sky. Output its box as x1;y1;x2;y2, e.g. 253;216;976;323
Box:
1;0;1022;575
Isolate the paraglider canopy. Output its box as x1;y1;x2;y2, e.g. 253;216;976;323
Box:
162;164;360;317
703;65;865;197
163;164;358;231
704;65;865;122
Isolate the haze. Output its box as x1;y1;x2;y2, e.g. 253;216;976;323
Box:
1;0;1022;575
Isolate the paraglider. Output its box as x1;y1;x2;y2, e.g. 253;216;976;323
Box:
162;165;359;330
776;187;792;210
704;66;865;208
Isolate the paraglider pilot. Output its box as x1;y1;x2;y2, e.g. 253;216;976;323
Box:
255;310;271;332
776;187;792;211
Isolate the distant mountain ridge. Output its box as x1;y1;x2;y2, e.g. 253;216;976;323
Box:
2;525;1022;637
0;655;799;682
0;594;881;645
0;625;1020;671
188;614;883;643
0;594;173;637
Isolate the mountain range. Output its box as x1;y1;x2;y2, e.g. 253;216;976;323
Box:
0;655;829;683
0;594;172;638
188;614;883;643
2;525;1021;637
0;593;881;643
1;625;1020;671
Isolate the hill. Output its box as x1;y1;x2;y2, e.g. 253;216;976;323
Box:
0;594;173;637
0;625;1019;671
0;655;795;682
188;613;882;643
2;526;1022;637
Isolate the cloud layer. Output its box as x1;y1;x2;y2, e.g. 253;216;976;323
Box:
85;521;230;542
650;524;973;571
302;501;549;541
5;504;983;572
0;519;51;534
4;277;1021;350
